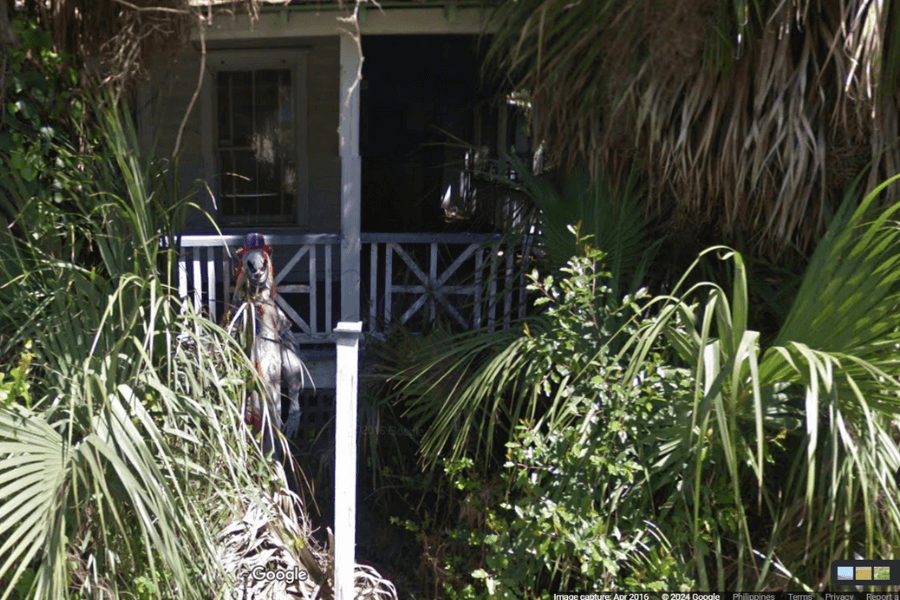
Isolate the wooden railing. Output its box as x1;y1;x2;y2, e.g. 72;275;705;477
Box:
176;232;531;343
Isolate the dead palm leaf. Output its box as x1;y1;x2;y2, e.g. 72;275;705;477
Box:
486;0;900;255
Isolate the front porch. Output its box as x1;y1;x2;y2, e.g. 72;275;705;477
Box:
142;5;534;379
147;8;520;597
177;231;531;345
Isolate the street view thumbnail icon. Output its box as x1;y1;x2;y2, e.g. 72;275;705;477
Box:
856;566;873;580
837;566;854;580
875;566;890;580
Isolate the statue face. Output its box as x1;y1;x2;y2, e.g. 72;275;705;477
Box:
243;249;271;290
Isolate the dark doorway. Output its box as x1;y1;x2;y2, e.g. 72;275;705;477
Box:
360;35;494;232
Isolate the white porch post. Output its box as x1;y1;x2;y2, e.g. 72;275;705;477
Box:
333;321;362;600
336;29;362;600
340;32;362;322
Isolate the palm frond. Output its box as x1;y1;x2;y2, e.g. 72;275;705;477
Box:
509;156;662;294
621;175;900;588
0;92;311;599
487;0;900;254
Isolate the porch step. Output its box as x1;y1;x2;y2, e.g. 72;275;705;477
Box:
297;346;336;390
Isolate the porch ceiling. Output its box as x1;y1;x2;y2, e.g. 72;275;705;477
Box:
191;0;494;38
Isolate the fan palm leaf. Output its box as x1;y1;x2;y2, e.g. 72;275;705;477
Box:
620;174;900;588
394;165;660;470
508;156;662;296
0;93;300;599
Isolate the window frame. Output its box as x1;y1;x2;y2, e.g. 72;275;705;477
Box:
202;49;309;228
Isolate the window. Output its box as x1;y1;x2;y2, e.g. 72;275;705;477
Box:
205;51;308;226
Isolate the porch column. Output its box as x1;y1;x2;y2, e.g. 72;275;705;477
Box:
333;320;362;600
336;30;362;600
339;32;362;322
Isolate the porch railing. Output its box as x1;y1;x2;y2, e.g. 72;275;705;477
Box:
176;232;532;344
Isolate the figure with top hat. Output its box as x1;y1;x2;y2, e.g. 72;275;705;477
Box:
229;232;306;458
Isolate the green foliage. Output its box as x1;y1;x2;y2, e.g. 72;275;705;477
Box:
0;80;284;599
503;157;662;297
0;341;33;408
618;174;900;589
434;242;694;598
395;317;542;469
1;17;86;205
398;170;900;594
394;173;660;469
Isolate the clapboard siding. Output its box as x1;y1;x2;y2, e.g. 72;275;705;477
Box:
147;36;341;232
151;49;205;211
306;36;341;232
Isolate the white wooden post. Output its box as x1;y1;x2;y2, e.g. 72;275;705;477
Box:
325;244;333;334
192;247;202;313
309;247;318;334
333;321;362;600
340;33;362;323
337;27;362;600
178;251;188;309
207;248;217;320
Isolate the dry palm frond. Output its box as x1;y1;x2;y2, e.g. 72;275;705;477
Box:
351;565;399;600
487;0;900;255
218;484;326;599
19;0;271;93
27;0;193;92
218;469;398;600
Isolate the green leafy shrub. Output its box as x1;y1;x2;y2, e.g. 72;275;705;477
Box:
2;18;83;180
438;237;696;598
398;174;900;595
0;16;105;271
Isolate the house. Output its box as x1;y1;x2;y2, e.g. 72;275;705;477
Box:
136;5;539;596
139;0;533;391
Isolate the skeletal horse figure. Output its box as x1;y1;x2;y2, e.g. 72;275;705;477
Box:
229;233;306;456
